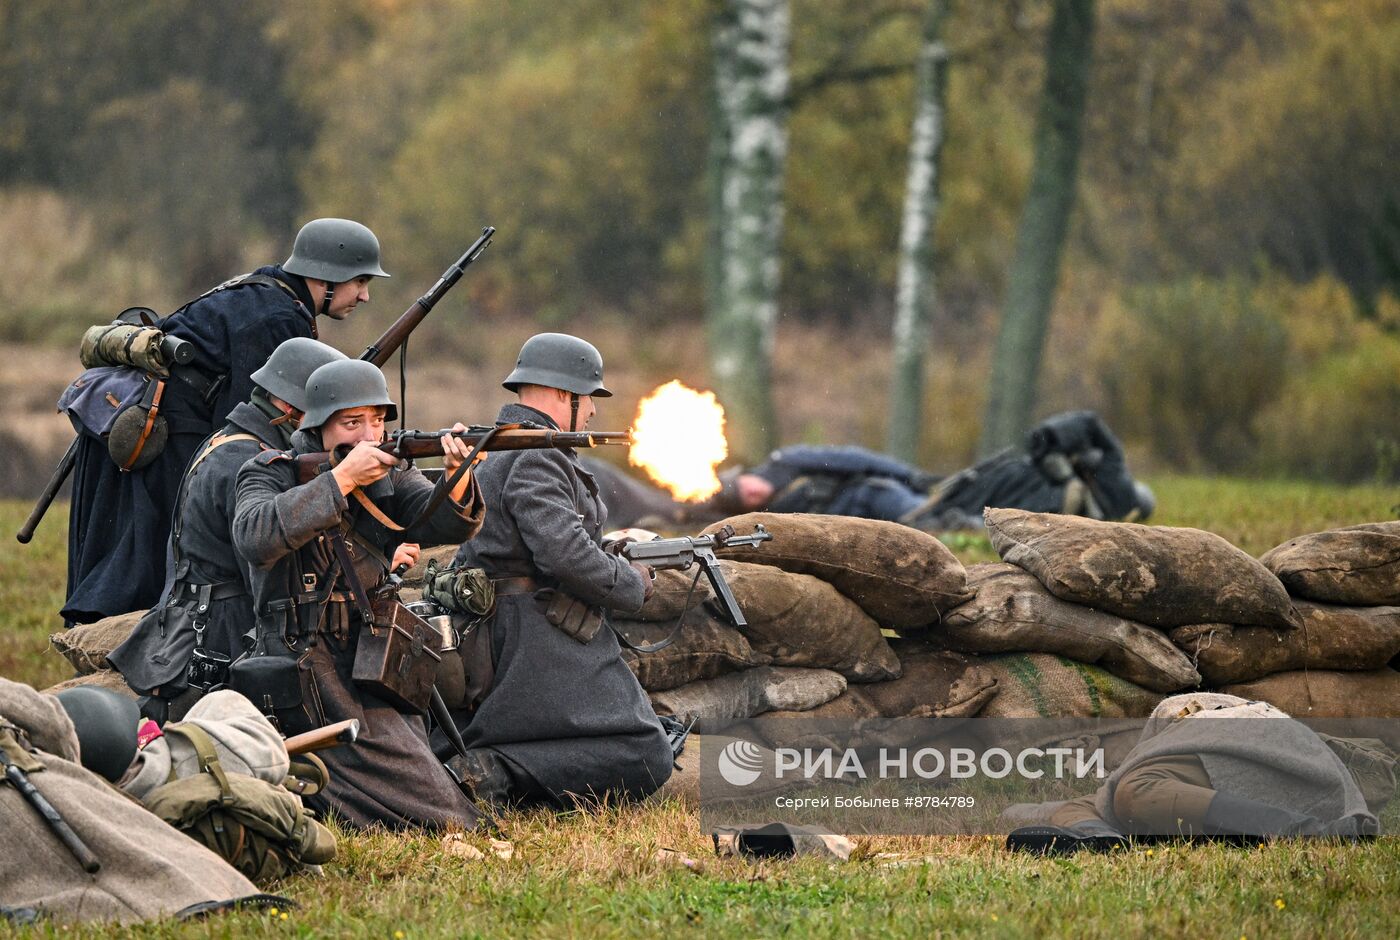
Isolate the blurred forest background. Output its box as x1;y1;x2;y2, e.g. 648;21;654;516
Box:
1;0;1397;488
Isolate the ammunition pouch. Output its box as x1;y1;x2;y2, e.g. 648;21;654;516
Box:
536;588;605;644
351;597;442;714
227;629;306;733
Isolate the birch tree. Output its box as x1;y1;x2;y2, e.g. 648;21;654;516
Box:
887;0;950;463
707;0;791;462
979;0;1097;456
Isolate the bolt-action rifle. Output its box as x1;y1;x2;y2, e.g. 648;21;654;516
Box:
293;423;632;484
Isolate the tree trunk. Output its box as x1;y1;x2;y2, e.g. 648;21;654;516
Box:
887;0;950;464
707;0;790;462
978;0;1097;456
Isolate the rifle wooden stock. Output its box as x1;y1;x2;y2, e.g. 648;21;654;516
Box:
283;719;360;756
360;226;495;366
294;427;632;484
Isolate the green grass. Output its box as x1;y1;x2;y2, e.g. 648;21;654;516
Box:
3;479;1399;938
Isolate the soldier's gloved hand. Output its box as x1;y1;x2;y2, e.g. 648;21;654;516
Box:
630;561;656;600
332;441;398;494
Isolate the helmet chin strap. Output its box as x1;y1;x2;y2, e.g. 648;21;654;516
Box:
319;281;336;317
569;393;580;432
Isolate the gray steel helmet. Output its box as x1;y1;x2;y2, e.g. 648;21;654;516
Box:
53;686;140;783
502;332;612;397
300;359;399;430
250;337;348;412
283;218;391;283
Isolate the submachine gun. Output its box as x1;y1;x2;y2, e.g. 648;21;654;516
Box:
620;524;772;629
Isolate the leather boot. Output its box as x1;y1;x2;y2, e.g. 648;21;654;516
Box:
447;748;517;808
1201;792;1371;840
1006;820;1129;856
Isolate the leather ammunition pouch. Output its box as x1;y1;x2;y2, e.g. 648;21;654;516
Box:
536;588;605;644
227;631;305;730
350;597;442;714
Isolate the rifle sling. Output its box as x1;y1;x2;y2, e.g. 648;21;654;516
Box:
610;567;701;655
330;427;496;535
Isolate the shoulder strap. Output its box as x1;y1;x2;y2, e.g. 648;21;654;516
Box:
172;432;269;558
163;724;234;805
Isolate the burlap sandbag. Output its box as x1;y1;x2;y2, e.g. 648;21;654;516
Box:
985;508;1302;630
701;512;972;629
1260;522;1400;606
49;611;143;675
649;666;848;733
1218;669;1400;720
718;560;902;682
975;652;1164;719
616;607;772;692
748;647;997;752
632;568;717;623
1172;602;1400;685
943;563;1201;693
44;669;139;700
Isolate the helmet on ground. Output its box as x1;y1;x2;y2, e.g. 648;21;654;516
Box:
300;359;399;430
502;333;611;397
250;338;348;412
283;218;391;283
53;685;140;783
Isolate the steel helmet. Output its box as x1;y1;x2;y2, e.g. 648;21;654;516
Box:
283;218;391;283
300;359;399;430
250;338;348;412
53;685;140;783
502;332;611;397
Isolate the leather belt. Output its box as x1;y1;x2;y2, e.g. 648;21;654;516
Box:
491;576;542;597
172;580;246;603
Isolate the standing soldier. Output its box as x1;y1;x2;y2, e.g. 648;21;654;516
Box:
231;359;485;830
441;333;674;807
108;337;347;722
63;219;389;625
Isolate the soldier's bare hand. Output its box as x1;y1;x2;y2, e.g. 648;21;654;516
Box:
441;422;487;474
331;441;397;494
391;542;421;572
630;561;656;600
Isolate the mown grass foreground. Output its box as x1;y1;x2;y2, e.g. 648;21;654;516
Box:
2;478;1398;939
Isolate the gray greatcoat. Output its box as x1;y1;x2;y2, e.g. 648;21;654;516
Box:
443;403;673;806
110;397;293;698
231;428;485;830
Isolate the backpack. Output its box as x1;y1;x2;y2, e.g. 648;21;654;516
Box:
141;723;337;884
58;274;301;472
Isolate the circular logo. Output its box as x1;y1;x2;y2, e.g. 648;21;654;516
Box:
717;740;765;787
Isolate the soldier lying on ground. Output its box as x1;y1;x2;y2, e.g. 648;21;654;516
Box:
436;332;674;808
230;359;487;830
688;410;1152;531
110;338;346;723
64;219;390;625
1005;693;1386;855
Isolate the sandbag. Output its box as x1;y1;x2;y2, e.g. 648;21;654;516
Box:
942;563;1201;693
44;669;139;700
975;652;1164;719
649;666;848;733
1217;669;1400;721
719;560;902;682
985;508;1301;630
616;607;772;692
632;567;717;623
748;646;996;752
701;512;972;629
49;611;143;675
1260;522;1400;606
1172;602;1400;685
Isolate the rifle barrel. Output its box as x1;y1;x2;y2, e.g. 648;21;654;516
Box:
16;437;79;544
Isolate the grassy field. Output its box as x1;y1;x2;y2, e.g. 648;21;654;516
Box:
2;478;1398;939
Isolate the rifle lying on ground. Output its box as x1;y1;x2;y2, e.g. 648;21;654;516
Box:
294;423;632;484
620;524;772;629
15;227;497;544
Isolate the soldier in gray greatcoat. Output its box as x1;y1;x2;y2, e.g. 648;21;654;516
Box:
230;359;486;830
439;333;674;808
110;338;347;721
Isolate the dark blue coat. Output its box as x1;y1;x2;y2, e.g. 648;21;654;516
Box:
62;265;317;624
